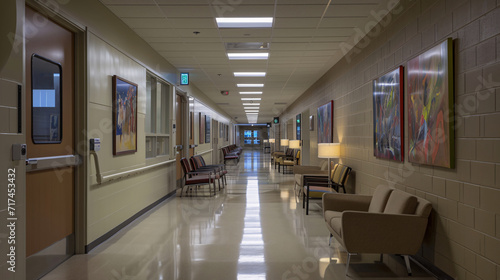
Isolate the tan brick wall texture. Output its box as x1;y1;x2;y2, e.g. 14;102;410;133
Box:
281;0;500;279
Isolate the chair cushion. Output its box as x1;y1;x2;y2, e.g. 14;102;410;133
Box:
368;185;393;213
384;191;418;214
324;211;343;238
304;186;336;198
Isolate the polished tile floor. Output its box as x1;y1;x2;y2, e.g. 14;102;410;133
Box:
42;149;436;280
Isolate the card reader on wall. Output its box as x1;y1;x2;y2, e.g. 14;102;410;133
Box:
90;138;101;151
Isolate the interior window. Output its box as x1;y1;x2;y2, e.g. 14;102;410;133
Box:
31;54;62;143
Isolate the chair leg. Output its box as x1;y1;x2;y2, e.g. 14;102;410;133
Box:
328;233;333;246
403;255;412;276
306;187;310;215
346;253;355;276
302;188;306;209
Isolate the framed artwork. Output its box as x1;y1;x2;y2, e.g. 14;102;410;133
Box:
407;38;454;168
317;101;333;143
309;115;314;131
296;113;301;140
205;115;211;143
225;124;229;141
373;66;404;161
112;75;138;155
199;113;204;144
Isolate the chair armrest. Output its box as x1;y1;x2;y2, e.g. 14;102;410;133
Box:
322;193;371;213
341;211;429;255
293;166;322;174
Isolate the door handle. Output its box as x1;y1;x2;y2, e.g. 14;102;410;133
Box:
26;159;38;165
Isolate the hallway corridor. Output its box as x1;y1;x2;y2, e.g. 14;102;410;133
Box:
42;150;436;280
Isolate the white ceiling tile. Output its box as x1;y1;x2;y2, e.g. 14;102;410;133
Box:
169;18;218;29
319;17;366;28
134;28;178;37
276;5;327;18
122;18;171;29
219;28;273;38
325;4;379;18
274;18;320;28
107;5;164;18
159;5;214;17
211;5;275;17
100;0;389;123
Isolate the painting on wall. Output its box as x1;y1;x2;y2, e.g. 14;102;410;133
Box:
199;113;204;144
407;38;455;168
205;115;211;143
112;75;138;155
296;113;301;140
373;66;404;161
317;101;333;143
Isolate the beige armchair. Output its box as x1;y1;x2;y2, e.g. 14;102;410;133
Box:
322;185;432;276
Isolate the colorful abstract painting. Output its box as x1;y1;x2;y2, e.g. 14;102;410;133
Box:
112;75;137;155
317;101;333;143
407;38;454;168
373;66;404;161
296;113;301;140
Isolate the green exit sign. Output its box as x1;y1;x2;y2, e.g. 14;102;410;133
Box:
296;119;300;123
273;117;279;124
180;73;189;85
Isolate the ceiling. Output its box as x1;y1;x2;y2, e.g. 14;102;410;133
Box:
100;0;394;123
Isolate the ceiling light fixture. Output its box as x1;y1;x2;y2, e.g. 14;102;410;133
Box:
243;103;260;106
234;72;266;77
244;107;260;109
241;98;261;101
237;84;264;87
240;91;263;94
216;17;273;28
227;53;269;60
245;110;259;113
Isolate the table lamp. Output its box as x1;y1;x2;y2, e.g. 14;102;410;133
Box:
318;143;340;178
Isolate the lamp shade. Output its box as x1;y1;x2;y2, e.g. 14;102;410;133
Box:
318;143;340;158
281;139;289;146
269;138;275;143
289;140;301;149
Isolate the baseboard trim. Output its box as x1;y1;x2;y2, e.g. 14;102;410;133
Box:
410;255;455;280
85;190;177;253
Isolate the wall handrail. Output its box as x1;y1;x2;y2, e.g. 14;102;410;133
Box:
90;151;176;185
195;149;213;156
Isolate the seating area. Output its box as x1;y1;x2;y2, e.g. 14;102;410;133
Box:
178;147;434;278
322;185;433;276
222;145;241;164
302;163;352;215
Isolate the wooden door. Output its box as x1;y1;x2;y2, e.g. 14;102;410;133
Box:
25;6;76;279
175;94;184;181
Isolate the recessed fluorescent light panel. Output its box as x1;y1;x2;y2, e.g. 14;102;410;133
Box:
225;42;269;51
243;103;260;106
216;17;273;28
241;98;261;101
244;107;260;110
237;84;264;87
246;113;259;115
234;72;266;77
240;92;263;94
245;110;259;113
227;53;269;60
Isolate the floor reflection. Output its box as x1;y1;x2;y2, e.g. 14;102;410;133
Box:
42;148;437;280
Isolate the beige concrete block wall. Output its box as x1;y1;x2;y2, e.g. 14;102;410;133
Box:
86;32;177;244
281;0;500;279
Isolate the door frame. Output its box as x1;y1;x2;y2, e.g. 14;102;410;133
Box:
26;0;87;256
175;89;189;187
